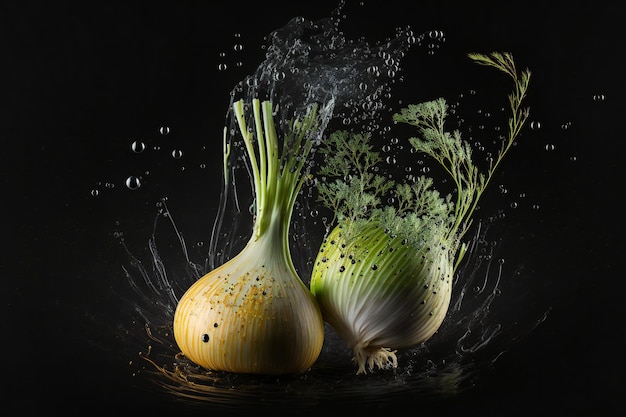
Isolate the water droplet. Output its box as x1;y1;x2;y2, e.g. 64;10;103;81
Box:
510;201;518;209
91;189;99;196
530;121;542;130
159;126;170;135
593;93;606;102
131;140;145;153
544;143;555;151
125;176;141;190
217;63;227;71
171;149;183;159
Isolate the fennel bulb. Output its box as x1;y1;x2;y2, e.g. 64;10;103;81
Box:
310;52;531;374
174;99;325;374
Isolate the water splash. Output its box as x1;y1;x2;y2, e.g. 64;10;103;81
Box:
207;9;415;272
114;4;549;410
118;201;547;410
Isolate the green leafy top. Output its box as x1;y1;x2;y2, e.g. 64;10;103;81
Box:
316;52;531;269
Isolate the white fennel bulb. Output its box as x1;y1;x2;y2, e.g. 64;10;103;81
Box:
311;52;531;374
174;99;325;374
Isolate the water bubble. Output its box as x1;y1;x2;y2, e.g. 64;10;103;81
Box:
593;93;606;102
131;140;145;153
171;149;183;159
125;176;141;190
544;144;555;151
366;65;379;75
159;126;170;136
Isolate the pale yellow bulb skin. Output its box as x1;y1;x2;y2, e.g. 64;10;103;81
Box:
173;239;324;375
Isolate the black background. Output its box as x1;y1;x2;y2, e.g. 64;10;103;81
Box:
2;0;623;416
